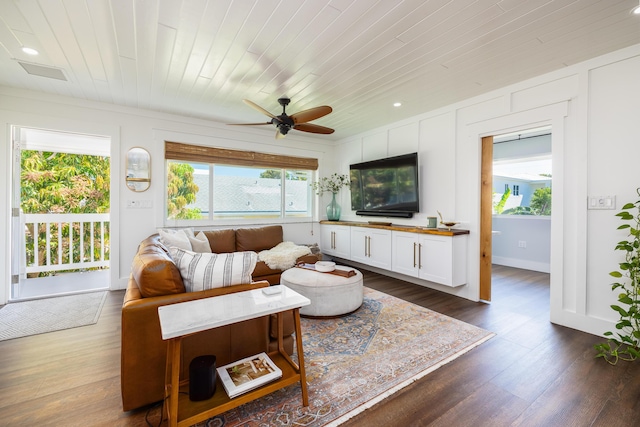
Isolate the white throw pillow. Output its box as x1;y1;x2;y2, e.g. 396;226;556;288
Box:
169;248;258;292
158;228;192;250
189;231;212;253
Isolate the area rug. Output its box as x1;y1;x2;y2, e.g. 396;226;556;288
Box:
0;291;107;341
199;287;494;427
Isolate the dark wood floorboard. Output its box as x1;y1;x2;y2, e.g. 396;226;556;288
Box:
0;265;638;426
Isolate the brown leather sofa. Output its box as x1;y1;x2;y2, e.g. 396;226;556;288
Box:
203;225;320;285
121;225;320;411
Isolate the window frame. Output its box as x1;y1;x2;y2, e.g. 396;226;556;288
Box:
163;142;318;227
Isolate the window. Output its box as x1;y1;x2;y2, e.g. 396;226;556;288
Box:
512;185;520;196
165;142;317;223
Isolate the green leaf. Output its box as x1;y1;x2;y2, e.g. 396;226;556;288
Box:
628;347;640;358
618;224;631;230
619;295;633;305
622;203;636;209
610;271;623;278
612;305;629;317
616;320;632;329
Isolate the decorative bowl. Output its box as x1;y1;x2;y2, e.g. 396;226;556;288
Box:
315;261;336;272
440;221;459;230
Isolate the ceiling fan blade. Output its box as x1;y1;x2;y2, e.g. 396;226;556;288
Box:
226;122;272;126
291;106;332;124
243;99;276;119
293;123;335;134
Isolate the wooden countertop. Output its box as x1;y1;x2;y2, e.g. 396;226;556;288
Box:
319;220;470;236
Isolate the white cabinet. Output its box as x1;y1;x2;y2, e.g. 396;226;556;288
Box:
321;222;468;288
320;224;351;259
392;231;468;287
391;231;421;277
350;227;392;270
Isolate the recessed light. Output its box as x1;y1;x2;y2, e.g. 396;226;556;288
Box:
634;6;640;15
393;102;402;107
22;47;39;55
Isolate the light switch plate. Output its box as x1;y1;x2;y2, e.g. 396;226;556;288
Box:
588;195;616;210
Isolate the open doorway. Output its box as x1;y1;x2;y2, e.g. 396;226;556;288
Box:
480;127;552;301
10;127;111;301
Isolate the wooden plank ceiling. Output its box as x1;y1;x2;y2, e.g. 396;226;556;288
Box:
0;0;639;141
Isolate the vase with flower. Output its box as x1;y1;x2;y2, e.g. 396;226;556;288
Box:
311;173;350;221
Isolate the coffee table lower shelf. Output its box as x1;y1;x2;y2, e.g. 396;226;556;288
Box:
167;351;303;426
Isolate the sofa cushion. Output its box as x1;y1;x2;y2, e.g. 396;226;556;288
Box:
203;229;237;253
252;260;281;278
170;248;258;292
236;225;283;252
158;228;193;250
189;231;212;253
132;245;186;297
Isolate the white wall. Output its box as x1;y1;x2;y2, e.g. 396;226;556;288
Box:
492;216;551;273
0;87;336;301
334;44;640;337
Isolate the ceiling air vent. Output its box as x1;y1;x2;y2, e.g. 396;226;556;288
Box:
18;62;67;81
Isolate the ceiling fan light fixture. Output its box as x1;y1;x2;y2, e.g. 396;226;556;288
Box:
228;97;334;139
277;123;290;135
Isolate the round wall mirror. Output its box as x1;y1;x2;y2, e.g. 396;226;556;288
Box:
125;147;151;192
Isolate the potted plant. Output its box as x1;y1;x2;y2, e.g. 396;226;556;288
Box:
594;188;640;364
310;173;350;221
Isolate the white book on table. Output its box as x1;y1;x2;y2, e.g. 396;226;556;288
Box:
216;352;282;398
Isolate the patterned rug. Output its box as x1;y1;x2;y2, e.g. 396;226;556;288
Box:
0;291;107;341
199;287;494;427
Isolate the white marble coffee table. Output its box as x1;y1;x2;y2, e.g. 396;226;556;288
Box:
158;285;310;427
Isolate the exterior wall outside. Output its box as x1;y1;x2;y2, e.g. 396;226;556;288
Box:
493;176;551;209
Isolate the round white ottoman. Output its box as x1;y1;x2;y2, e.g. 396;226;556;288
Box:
280;266;363;317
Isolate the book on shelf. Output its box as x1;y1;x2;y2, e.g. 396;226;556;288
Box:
217;352;282;398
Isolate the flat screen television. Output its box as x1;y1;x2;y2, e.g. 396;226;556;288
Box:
349;152;419;218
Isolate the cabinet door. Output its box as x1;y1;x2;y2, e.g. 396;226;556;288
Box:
332;227;351;259
320;225;351;259
349;228;368;263
419;235;452;284
350;228;391;269
419;234;467;286
391;231;419;277
320;226;335;255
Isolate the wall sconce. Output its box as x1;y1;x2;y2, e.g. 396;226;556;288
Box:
125;147;151;192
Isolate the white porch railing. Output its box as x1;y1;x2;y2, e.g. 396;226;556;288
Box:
22;213;110;275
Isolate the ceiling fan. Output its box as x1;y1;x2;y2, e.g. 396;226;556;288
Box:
228;97;334;139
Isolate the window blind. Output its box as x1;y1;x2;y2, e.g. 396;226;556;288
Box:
165;141;318;170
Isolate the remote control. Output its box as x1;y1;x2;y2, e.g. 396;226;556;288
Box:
262;286;282;295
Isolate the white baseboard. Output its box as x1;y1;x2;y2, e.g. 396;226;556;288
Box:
492;256;550;273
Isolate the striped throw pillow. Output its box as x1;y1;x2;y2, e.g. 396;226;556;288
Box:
169;248;257;292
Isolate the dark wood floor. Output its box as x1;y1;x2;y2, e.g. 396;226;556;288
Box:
0;265;638;426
